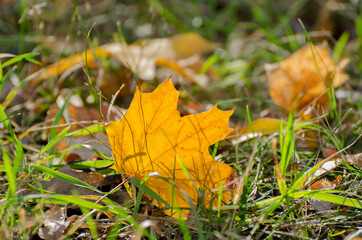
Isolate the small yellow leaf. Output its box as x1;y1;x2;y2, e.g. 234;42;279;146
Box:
231;118;285;144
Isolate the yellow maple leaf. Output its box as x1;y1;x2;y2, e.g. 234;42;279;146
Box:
105;77;236;218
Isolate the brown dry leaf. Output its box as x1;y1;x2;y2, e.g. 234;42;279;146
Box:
46;100;121;133
301;150;361;189
64;153;81;164
342;153;362;166
309;176;343;214
267;45;349;118
38;205;70;240
323;148;362;166
40;165;104;195
105;77;236;218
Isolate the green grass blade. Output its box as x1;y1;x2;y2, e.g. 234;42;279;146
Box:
130;176;171;208
70;160;114;169
80;205;99;240
178;215;191;240
338;160;362;178
332;32;349;62
78;144;113;161
48;93;71;142
246;105;254;135
280;111;294;176
133;175;150;218
0;104;24;174
355;16;362;72
291;157;330;190
0;59;2;82
66;124;105;137
39;126;70;157
217;181;223;218
253;195;284;208
0;65;15;94
147;0;189;33
13;194;155;239
200;52;220;74
146;0;189;32
211;141;219;158
13;193;124;215
289;190;362;209
2;52;39;68
3;148;16;197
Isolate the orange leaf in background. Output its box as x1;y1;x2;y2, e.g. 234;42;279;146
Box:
31;47;111;86
105;77;236;218
155;58;194;82
267;45;349;118
31;33;218;87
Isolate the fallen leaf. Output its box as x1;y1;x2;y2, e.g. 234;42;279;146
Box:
64;153;81;164
342;153;362;166
230;118;284;144
309;176;343;214
31;47;111;87
301;158;340;189
46;100;121;133
40;165;104;195
104;33;218;86
322;148;339;159
105;77;236;218
167;32;219;58
267;44;349;118
301;150;361;189
310;175;342;190
38;205;70;240
30;33;218;88
322;148;362;166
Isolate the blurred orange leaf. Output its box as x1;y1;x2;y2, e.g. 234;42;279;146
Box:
32;47;111;85
32;33;218;87
310;175;342;190
267;45;349;118
105;77;235;218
